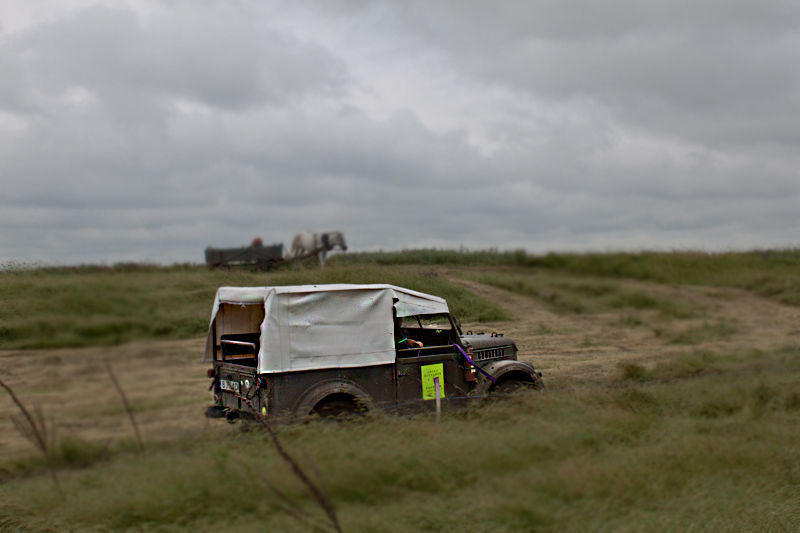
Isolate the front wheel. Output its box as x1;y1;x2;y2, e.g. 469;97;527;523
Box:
489;373;545;396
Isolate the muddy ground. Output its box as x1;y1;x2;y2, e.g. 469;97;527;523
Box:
2;277;799;460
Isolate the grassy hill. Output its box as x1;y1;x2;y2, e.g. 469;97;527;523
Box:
2;248;799;350
0;261;509;350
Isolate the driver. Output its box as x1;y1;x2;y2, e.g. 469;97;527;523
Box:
394;309;424;349
397;336;424;349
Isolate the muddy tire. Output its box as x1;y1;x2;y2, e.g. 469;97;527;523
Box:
489;374;545;396
312;398;365;420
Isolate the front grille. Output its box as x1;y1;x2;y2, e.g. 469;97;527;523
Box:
472;347;507;361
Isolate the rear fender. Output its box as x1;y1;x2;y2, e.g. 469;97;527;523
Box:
293;380;376;420
477;360;542;395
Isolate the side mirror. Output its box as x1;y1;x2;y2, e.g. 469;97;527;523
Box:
453;315;463;335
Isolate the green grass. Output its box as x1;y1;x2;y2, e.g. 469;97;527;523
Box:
669;320;738;345
517;249;800;307
616;361;652;382
332;248;532;267
340;248;800;308
2;345;800;531
260;264;509;323
0;263;507;350
608;290;696;318
3;247;799;350
463;270;699;318
324;247;800;292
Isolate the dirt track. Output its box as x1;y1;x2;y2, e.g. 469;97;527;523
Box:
454;277;800;385
2;279;799;460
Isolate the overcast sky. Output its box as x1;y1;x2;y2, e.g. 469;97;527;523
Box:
2;0;799;265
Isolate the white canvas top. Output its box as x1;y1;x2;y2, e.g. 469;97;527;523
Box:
202;284;449;374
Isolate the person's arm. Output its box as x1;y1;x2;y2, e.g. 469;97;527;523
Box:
397;336;424;349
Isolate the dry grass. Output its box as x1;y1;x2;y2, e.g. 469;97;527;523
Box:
1;345;799;531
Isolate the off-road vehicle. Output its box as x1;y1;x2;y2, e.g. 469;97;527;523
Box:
203;284;543;420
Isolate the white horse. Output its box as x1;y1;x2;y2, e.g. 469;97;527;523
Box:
290;230;348;267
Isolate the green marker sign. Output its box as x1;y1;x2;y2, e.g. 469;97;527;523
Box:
421;363;445;400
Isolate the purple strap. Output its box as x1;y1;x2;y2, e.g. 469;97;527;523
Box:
453;344;497;383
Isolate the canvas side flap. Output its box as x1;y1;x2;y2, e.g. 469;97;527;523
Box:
392;289;450;317
259;288;395;373
202;329;215;361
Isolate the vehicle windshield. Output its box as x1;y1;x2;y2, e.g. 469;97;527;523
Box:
396;313;457;355
399;313;453;330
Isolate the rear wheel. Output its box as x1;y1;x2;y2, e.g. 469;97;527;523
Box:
311;396;366;421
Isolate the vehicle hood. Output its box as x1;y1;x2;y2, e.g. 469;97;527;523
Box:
459;334;517;351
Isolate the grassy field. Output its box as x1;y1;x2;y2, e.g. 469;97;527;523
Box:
462;270;700;317
2;346;799;532
0;262;507;350
340;248;800;307
2;250;800;531
2;248;799;351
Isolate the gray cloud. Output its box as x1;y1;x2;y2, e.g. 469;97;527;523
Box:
17;4;347;113
1;1;798;265
384;0;800;150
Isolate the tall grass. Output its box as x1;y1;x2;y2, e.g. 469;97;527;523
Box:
341;248;800;307
332;248;531;267
465;270;698;318
2;345;800;531
668;320;738;345
3;247;799;350
0;263;506;350
523;249;800;306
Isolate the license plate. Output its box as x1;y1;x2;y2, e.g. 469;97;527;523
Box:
220;379;240;394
